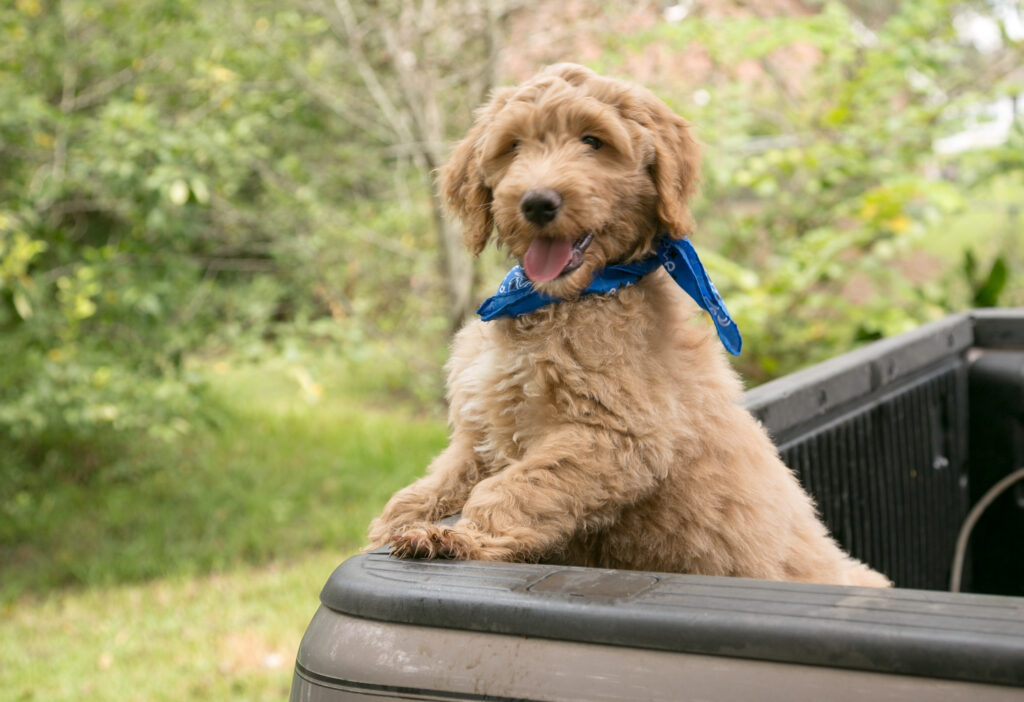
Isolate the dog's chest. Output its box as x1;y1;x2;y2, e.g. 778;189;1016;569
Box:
451;341;556;468
451;319;652;470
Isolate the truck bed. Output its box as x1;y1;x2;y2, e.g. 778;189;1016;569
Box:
291;309;1024;701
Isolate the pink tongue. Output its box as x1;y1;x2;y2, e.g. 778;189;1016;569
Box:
523;238;574;282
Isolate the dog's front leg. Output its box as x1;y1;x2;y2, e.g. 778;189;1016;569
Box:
366;431;482;550
390;428;659;562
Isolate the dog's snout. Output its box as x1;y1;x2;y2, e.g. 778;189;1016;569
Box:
520;189;562;226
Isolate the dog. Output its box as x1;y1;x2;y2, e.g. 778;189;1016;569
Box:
367;63;890;587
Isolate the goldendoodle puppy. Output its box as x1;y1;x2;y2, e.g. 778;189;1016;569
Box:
368;63;890;587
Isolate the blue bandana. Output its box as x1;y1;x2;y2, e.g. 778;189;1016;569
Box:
476;237;742;356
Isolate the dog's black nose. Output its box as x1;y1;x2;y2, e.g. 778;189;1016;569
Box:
520;188;562;226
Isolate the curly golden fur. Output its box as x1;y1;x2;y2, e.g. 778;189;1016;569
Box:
368;64;890;587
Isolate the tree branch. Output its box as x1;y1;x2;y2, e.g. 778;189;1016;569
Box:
69;64;139;111
326;0;418;147
283;61;393;141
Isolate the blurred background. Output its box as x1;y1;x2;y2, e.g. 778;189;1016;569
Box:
2;0;1022;699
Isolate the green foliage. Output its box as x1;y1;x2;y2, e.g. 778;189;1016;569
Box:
964;249;1009;307
3;1;224;445
0;0;452;463
605;0;1023;381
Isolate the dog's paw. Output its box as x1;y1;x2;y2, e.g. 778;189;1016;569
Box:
368;486;448;547
390;524;479;560
365;518;397;552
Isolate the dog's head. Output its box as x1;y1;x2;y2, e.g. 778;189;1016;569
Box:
441;63;701;298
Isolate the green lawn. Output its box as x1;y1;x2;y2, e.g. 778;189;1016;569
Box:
2;550;343;701
1;356;447;701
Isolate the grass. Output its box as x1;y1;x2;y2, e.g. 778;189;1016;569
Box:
1;551;344;701
1;354;448;701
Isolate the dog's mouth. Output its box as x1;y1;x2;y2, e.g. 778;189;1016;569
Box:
521;232;594;283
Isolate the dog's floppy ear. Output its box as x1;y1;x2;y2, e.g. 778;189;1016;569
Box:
440;88;513;256
440;124;492;256
644;96;702;239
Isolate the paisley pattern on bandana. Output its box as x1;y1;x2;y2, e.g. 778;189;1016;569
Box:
476;237;742;356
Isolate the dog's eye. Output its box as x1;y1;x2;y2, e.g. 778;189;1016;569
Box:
509;139;519;154
581;135;603;150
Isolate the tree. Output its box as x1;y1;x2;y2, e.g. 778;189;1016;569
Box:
281;0;518;331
